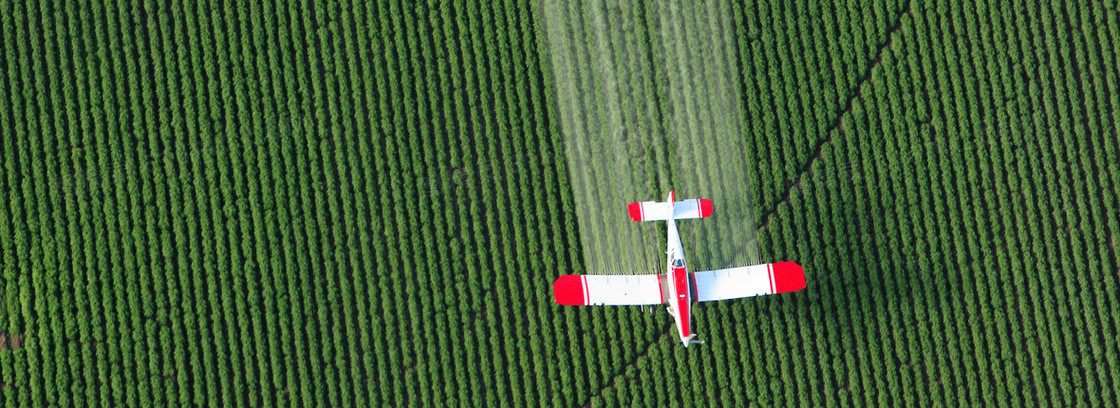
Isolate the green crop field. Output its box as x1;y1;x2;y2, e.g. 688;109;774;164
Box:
1;0;1117;406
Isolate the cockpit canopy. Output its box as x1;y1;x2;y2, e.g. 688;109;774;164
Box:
671;258;685;268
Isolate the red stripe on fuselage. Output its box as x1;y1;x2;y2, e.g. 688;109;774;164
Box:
672;267;690;337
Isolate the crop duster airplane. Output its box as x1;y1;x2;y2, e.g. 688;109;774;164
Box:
552;190;807;347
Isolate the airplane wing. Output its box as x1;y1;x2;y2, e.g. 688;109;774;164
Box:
553;274;664;306
692;262;806;302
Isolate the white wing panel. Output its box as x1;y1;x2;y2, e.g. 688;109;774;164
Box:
629;201;671;222
693;264;773;302
583;274;664;306
693;262;807;302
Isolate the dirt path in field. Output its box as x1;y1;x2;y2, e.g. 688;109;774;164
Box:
0;329;22;350
757;3;913;228
578;323;675;408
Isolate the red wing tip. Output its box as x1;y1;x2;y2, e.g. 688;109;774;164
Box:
771;262;806;293
699;199;713;217
553;275;586;305
627;202;642;221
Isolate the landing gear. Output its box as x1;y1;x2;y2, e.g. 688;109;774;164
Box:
683;334;705;345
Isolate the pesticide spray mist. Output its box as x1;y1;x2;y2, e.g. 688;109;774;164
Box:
535;0;761;275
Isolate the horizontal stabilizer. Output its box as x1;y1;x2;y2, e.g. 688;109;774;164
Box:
627;199;712;222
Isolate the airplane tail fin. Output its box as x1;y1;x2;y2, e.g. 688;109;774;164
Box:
627;190;712;222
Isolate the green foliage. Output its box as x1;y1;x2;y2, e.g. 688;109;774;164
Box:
0;0;1117;407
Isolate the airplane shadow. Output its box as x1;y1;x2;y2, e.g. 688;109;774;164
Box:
697;183;966;357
